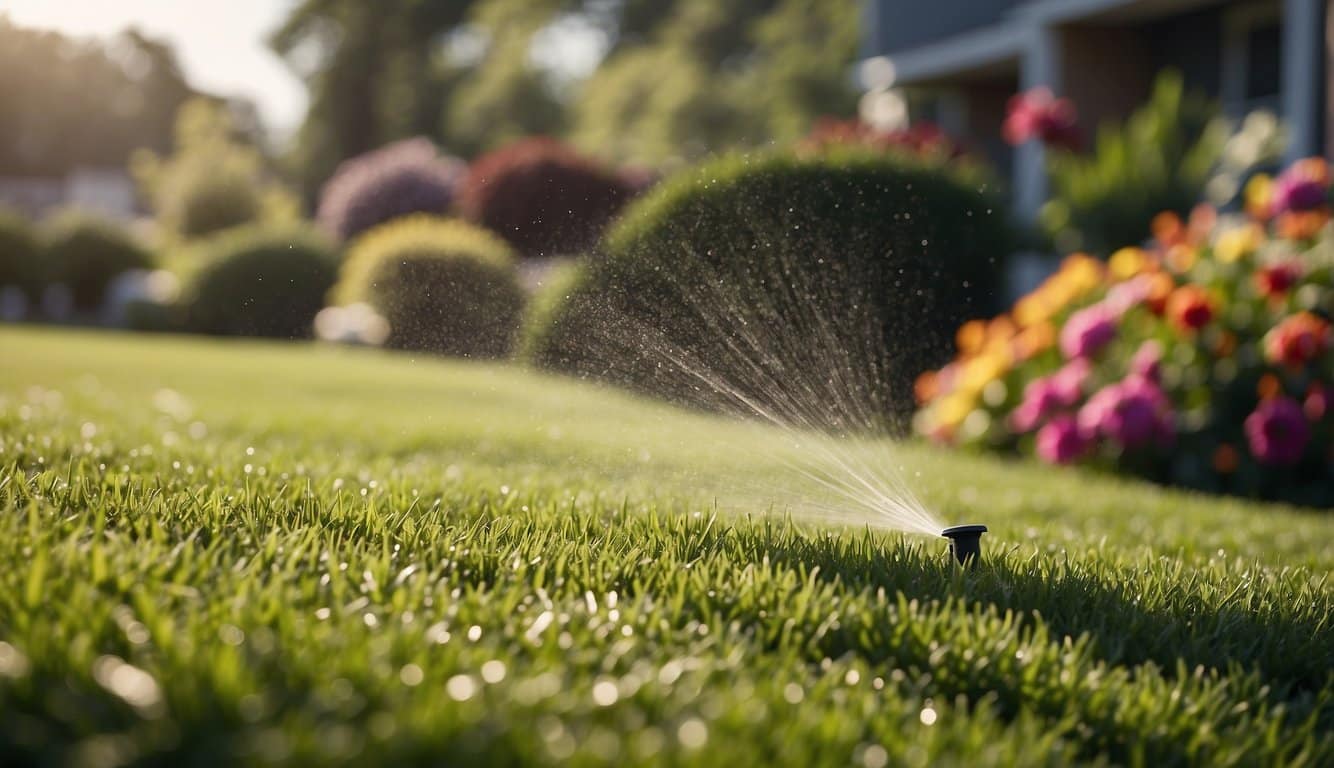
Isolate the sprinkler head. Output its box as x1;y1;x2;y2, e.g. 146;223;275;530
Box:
941;524;987;566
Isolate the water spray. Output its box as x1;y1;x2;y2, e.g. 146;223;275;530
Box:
941;524;987;566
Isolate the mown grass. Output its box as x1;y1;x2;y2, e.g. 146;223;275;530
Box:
1;326;1331;767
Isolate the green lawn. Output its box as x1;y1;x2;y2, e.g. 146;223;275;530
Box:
1;327;1331;766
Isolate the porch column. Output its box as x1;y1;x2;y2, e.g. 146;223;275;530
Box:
1284;0;1325;159
1014;24;1061;223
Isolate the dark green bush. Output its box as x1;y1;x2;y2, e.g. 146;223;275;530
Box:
43;212;153;311
183;225;339;338
331;216;524;357
0;207;41;300
527;149;1009;430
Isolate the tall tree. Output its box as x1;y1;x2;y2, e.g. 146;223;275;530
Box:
0;18;196;176
270;0;477;198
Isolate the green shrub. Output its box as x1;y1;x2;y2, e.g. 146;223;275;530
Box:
528;149;1009;429
183;225;338;338
133;99;298;242
517;260;584;361
0;207;41;300
43;212;153;311
331;216;524;357
1042;72;1234;255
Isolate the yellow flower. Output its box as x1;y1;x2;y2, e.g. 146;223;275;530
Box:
1166;243;1198;273
1213;225;1260;263
934;392;976;429
1245;174;1273;219
1108;247;1149;280
958;350;1010;395
1059;253;1104;293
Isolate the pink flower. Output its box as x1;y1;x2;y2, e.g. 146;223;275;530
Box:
1008;359;1089;433
1078;376;1174;449
1060;304;1117;360
1036;415;1090;464
1129;340;1163;383
1104;275;1153;316
1004;88;1080;150
1245;397;1311;465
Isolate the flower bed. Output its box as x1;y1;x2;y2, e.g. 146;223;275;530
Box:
915;158;1334;506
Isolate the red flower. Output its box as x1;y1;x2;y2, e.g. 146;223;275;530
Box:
1165;285;1214;332
1264;312;1331;368
1003;88;1079;150
1253;260;1304;298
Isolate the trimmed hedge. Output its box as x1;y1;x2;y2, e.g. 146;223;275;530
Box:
183;225;339;338
455;137;632;258
526;150;1009;429
0;207;41;301
43;212;153;311
331;216;524;357
317;138;464;242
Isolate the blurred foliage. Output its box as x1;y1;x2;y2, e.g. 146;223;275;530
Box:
42;211;154;312
271;0;861;192
456;137;633;257
1042;72;1229;256
183;224;339;338
132;100;298;243
528;149;1009;429
0;207;42;300
332;216;524;357
0;19;197;176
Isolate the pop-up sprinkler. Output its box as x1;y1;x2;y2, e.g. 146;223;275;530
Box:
941;524;987;565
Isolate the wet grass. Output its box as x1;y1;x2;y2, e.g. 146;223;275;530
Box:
1;326;1331;766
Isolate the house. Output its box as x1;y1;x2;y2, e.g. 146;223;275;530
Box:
861;0;1326;220
0;168;137;221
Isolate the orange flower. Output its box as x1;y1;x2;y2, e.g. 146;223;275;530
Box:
1013;321;1056;360
955;319;987;355
1264;312;1331;368
1152;211;1185;247
1213;331;1237;357
1212;443;1239;474
1166;244;1199;273
1144;271;1176;314
1257;373;1282;401
914;370;939;405
1059;253;1104;293
1276;209;1329;240
1165;285;1215;332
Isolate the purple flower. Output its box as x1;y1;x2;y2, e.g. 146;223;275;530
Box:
1050;358;1091;403
1271;161;1329;215
1060;303;1117;360
1078;376;1174;449
1129;340;1163;383
1244;397;1311;465
1036;415;1090;464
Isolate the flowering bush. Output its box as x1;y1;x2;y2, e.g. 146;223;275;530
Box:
915;158;1334;507
1003;88;1080;150
317;138;464;242
455;137;632;258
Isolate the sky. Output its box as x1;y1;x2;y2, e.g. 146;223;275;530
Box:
0;0;308;141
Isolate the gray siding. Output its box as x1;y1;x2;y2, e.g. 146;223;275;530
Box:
866;0;1024;54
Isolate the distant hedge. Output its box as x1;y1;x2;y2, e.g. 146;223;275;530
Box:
332;216;524;357
183;224;339;338
525;150;1010;430
43;212;154;311
0;208;41;301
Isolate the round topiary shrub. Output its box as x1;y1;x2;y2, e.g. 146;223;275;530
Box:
43;212;154;312
0;207;42;302
331;216;524;357
183;225;339;338
527;149;1010;430
455;137;633;258
317;138;464;242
